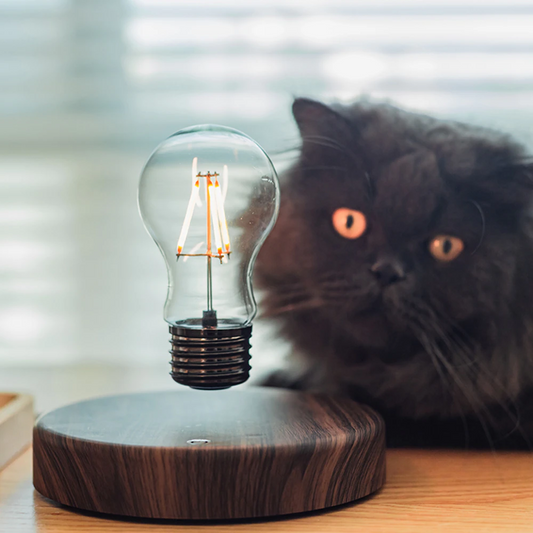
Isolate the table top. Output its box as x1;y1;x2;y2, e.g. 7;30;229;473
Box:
1;446;532;533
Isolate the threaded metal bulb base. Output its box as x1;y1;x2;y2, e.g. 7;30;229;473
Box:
169;322;252;390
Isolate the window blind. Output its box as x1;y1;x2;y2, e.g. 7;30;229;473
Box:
1;0;532;365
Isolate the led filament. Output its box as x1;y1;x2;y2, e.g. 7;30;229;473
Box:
176;159;231;262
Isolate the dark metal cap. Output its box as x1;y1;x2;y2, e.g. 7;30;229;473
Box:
169;321;252;390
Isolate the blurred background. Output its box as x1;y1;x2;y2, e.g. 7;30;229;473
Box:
1;0;533;411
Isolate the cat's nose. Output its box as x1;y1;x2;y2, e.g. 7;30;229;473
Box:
370;258;406;286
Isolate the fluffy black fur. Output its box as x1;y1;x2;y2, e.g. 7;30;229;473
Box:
256;98;533;449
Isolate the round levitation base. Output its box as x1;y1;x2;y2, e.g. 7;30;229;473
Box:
33;388;386;520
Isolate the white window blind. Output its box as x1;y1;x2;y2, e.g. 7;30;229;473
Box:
1;0;532;366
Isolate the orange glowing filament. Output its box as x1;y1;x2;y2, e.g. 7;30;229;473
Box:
176;159;231;260
206;177;223;257
177;178;200;255
215;165;231;253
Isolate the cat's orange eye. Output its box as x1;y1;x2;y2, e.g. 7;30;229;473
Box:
332;208;366;240
428;235;464;262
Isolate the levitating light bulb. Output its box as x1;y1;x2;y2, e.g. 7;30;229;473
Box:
138;125;279;390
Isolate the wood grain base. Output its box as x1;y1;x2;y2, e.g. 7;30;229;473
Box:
33;388;385;520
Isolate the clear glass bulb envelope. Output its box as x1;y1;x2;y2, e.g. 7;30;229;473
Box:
138;124;279;389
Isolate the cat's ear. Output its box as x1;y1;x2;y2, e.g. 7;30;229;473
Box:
292;98;354;143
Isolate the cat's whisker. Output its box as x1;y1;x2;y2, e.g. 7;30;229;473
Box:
319;279;361;289
319;290;374;312
468;200;486;255
262;298;323;317
416;308;477;367
412;325;472;446
406;299;480;365
264;291;311;308
300;165;348;173
319;288;366;299
299;135;349;154
440;345;528;446
404;303;486;407
415;325;496;452
405;303;496;445
444;341;530;447
408;298;531;449
260;284;324;318
298;135;367;170
425;303;525;404
317;276;370;299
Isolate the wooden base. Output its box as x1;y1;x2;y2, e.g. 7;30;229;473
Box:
33;388;386;520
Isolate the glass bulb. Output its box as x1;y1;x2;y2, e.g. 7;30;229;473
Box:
138;125;279;390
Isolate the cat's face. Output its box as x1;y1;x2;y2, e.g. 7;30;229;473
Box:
292;150;517;349
261;99;532;355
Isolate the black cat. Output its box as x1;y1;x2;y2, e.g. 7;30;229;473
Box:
256;97;533;449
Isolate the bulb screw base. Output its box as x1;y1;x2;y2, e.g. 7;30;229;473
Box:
169;323;252;390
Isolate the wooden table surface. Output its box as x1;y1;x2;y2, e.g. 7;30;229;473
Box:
1;446;532;533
